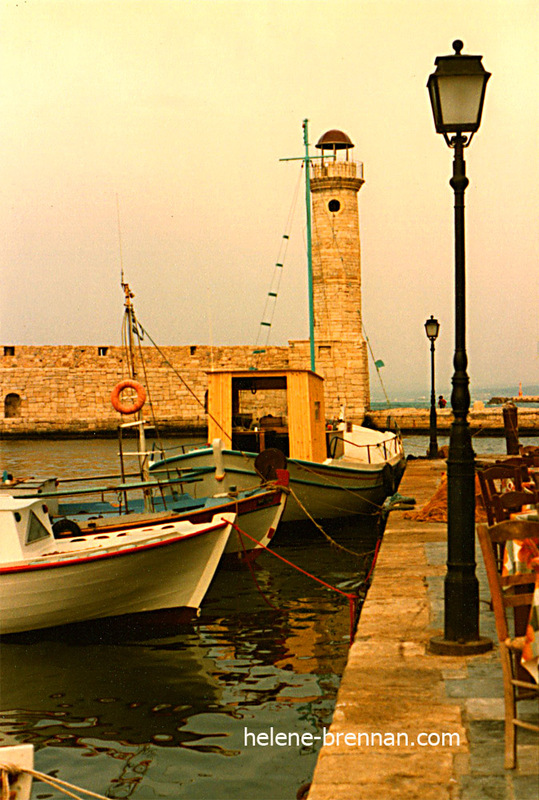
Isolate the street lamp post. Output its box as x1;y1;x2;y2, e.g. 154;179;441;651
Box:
427;41;492;655
425;315;440;459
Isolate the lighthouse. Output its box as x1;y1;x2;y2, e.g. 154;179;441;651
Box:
309;129;370;421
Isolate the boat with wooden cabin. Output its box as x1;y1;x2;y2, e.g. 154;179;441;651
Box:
150;367;406;522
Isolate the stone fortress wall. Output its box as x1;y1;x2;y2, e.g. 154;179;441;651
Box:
1;342;537;437
0;338;368;436
4;127;531;439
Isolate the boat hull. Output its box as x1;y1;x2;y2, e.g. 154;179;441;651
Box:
151;449;405;522
57;485;287;558
0;519;231;635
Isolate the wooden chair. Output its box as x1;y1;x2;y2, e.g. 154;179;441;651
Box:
496;457;531;484
477;465;526;526
492;489;538;524
477;520;539;768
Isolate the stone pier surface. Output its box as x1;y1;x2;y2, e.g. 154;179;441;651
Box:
307;459;538;800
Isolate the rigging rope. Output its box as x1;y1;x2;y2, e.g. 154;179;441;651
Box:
136;322;233;446
252;164;302;364
361;318;391;408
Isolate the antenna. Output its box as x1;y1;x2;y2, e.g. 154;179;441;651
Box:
116;193;125;286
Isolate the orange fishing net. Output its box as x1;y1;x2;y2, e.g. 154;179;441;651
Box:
403;473;487;522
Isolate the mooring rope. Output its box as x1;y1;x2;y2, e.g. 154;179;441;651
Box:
287;484;379;562
290;459;385;513
0;763;110;800
227;519;361;645
235;525;280;611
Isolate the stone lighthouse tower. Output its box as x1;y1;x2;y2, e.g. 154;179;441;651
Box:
309;129;370;421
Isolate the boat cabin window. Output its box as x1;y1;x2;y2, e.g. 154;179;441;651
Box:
4;393;22;418
231;376;289;455
26;511;51;544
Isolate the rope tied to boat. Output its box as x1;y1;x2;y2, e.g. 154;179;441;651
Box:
289;459;386;513
0;763;110;800
1;762;15;800
287;484;380;563
226;519;363;645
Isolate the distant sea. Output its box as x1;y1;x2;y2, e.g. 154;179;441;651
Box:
370;384;539;459
370;383;539;410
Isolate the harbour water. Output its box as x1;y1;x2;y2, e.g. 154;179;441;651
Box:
0;438;382;800
1;432;537;798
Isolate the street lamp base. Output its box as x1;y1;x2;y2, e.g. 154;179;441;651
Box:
428;636;492;656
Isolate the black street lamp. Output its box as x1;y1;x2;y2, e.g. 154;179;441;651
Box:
427;41;492;655
425;315;440;459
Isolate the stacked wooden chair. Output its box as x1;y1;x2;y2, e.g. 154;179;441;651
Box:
476;464;536;570
477;463;537;525
477;520;539;768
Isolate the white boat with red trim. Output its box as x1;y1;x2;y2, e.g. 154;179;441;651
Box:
0;496;234;635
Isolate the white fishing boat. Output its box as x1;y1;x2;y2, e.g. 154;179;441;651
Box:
0;496;235;635
150;368;406;522
48;475;289;560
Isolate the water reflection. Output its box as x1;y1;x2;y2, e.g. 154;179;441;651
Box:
0;440;378;798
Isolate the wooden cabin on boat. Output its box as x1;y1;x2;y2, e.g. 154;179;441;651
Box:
206;369;329;463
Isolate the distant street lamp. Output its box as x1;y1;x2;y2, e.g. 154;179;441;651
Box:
425;315;440;459
427;41;492;655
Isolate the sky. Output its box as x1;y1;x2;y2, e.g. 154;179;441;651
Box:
0;0;537;400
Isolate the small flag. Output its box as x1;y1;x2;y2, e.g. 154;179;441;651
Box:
374;359;385;369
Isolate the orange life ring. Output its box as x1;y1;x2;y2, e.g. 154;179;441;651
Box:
110;379;146;415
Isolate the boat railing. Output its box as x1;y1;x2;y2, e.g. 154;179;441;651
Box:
23;467;217;518
334;432;404;463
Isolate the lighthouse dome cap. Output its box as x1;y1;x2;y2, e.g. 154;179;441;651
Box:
315;129;354;150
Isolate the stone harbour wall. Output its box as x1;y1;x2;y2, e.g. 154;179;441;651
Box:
369;406;539;436
0;340;371;436
3;344;533;438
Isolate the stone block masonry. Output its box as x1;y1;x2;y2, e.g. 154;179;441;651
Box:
0;340;366;436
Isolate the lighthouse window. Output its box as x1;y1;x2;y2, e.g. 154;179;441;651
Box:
328;199;340;213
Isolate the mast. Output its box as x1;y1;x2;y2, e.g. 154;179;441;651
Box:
121;281;153;511
303;120;316;372
280;120;317;371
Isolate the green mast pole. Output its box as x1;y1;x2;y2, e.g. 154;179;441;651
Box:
303;119;316;372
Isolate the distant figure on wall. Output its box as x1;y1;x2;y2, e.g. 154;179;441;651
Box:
438;395;447;409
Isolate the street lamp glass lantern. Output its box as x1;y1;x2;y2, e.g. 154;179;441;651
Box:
427;40;490;144
425;315;440;341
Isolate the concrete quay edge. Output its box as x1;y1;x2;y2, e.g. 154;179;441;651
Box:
307;458;539;800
